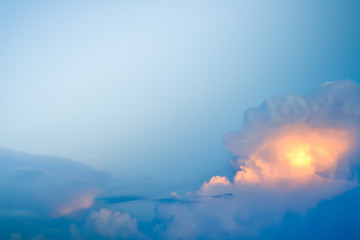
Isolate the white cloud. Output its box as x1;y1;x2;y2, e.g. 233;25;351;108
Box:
70;208;146;240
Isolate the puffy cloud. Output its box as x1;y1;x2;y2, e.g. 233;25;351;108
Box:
155;80;360;239
70;208;146;240
227;124;354;187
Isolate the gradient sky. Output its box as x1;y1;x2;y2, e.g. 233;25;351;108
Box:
1;1;360;239
2;0;359;188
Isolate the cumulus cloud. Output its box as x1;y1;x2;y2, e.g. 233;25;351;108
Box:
70;208;146;240
155;80;360;239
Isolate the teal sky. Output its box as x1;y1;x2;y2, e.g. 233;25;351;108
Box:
1;0;359;195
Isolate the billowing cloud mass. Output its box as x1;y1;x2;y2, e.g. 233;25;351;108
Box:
155;80;360;239
2;80;359;240
70;208;146;240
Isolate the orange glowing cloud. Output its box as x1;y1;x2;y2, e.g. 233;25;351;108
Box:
157;81;360;239
234;124;355;186
55;191;98;217
201;176;231;190
202;123;356;191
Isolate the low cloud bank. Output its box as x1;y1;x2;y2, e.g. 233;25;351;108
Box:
0;148;111;239
0;148;109;218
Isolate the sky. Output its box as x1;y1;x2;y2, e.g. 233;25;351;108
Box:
1;1;360;239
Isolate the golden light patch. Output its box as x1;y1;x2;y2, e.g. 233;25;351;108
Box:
54;192;96;217
234;168;260;183
201;175;231;191
234;124;354;185
287;144;312;167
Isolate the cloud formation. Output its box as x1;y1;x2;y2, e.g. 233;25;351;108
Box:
0;148;109;218
70;208;146;240
2;80;359;239
155;80;360;239
0;148;113;239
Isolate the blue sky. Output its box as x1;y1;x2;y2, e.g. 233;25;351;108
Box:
1;1;360;239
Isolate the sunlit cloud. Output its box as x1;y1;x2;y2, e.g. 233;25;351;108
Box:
55;191;99;217
155;80;360;239
216;124;355;188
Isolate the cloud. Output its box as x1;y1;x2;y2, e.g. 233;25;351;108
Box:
97;195;146;204
0;148;111;239
97;192;194;204
272;185;360;240
70;208;146;240
2;80;360;239
154;80;360;239
0;148;109;218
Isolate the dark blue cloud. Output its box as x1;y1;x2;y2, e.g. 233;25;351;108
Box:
0;148;110;239
97;195;146;204
261;186;360;240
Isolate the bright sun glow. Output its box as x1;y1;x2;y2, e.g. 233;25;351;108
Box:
54;192;97;217
202;124;355;191
287;144;312;167
231;124;355;186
